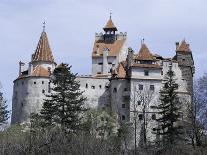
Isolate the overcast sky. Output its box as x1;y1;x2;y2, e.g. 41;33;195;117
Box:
0;0;207;111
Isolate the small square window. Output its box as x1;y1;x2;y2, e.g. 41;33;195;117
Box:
42;90;45;93
113;88;117;93
150;85;155;91
139;84;143;90
122;104;126;108
34;82;36;84
42;81;44;84
98;62;103;65
91;86;95;89
122;115;126;120
152;114;156;120
99;85;102;89
124;88;127;91
138;114;143;120
97;72;101;74
144;70;149;76
137;100;141;105
86;83;88;88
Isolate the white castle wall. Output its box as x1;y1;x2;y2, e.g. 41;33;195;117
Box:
131;67;162;80
11;77;50;124
110;79;130;122
77;76;110;108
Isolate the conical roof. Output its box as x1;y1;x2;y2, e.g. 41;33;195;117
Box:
32;31;54;62
103;18;117;31
135;43;154;60
176;40;191;52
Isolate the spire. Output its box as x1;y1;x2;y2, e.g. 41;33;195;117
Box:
176;39;191;52
135;43;154;60
32;29;54;63
103;13;118;32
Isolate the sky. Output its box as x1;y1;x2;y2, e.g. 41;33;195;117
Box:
0;0;207;112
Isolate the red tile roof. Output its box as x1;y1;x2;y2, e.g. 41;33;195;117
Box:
176;40;191;52
103;18;117;31
32;65;50;77
32;31;54;62
134;43;155;61
92;39;126;57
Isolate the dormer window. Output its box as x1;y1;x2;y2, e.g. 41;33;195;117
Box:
144;70;149;76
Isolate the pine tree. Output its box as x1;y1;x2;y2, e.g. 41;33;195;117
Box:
154;64;183;146
0;91;9;126
40;63;86;133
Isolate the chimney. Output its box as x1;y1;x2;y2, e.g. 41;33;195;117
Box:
103;47;109;74
175;42;179;50
19;61;25;76
28;62;33;75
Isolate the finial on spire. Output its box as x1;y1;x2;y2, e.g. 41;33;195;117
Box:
141;38;145;45
110;11;112;20
43;20;46;32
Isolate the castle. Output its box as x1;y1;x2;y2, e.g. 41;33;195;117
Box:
11;16;194;143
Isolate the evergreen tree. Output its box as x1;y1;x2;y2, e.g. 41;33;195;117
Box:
0;91;9;126
154;64;183;146
40;63;86;132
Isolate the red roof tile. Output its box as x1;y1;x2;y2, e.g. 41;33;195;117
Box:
176;40;191;52
32;31;54;62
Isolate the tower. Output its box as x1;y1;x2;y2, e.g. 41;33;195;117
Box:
92;15;128;76
11;26;56;124
175;40;195;95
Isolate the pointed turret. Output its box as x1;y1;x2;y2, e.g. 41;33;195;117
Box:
32;30;54;63
103;14;118;33
176;40;191;52
135;43;154;61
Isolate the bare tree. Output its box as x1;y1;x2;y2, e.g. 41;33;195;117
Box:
131;83;155;152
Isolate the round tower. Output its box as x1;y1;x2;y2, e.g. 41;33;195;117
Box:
11;26;56;124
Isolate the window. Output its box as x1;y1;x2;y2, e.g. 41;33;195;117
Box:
97;72;101;74
137;100;141;105
152;128;156;131
22;81;24;85
34;82;36;84
42;81;44;84
108;62;112;65
138;114;143;120
99;85;102;89
86;83;88;88
124;88;127;91
182;58;185;61
144;70;149;76
122;104;126;108
139;84;143;90
21;102;23;107
91;86;95;89
152;114;156;120
161;70;163;75
98;62;103;65
42;90;45;93
150;85;155;91
113;88;117;93
122;115;126;120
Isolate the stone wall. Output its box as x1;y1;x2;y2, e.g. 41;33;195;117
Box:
11;77;50;124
